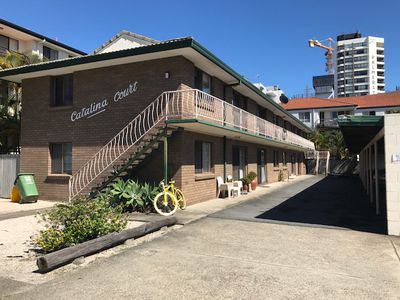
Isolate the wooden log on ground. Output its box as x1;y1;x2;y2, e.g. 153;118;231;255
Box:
37;216;177;273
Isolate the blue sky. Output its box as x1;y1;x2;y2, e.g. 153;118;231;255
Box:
2;0;399;97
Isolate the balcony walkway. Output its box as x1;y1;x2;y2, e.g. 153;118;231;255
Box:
211;175;387;234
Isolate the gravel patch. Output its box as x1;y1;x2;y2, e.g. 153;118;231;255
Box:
0;214;147;285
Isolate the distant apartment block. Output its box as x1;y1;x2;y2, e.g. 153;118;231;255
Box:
334;33;385;98
0;18;85;61
313;75;334;99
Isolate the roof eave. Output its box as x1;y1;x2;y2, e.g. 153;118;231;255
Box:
0;37;311;132
0;18;87;55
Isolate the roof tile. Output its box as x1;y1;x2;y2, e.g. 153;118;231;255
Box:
281;92;400;110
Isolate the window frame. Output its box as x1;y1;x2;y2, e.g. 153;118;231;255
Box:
49;142;72;175
195;68;212;94
298;112;311;123
43;45;59;61
51;74;73;107
195;141;213;174
273;150;279;167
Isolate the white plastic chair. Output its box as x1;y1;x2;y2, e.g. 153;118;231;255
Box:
227;175;243;195
216;176;239;199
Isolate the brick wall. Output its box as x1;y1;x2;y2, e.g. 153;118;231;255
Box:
133;129;307;205
21;56;195;200
384;114;400;235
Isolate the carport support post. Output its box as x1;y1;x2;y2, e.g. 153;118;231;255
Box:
374;141;380;215
366;148;370;197
369;146;373;203
223;136;227;182
163;136;168;183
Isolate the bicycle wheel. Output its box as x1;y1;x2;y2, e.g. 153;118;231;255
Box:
153;191;178;216
175;188;186;210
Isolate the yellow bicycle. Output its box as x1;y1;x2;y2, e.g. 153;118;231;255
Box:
153;180;186;216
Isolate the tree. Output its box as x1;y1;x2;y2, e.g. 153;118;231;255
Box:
0;51;43;153
309;129;348;160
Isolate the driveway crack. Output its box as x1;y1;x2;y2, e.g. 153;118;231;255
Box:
388;237;400;263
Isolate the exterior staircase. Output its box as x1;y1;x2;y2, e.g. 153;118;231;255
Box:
87;126;174;198
68;91;181;201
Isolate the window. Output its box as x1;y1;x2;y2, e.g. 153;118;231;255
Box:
51;74;73;106
298;112;310;123
282;152;287;166
273;150;279;167
50;143;72;174
369;111;376;116
257;105;267;120
43;46;58;61
354;70;368;76
195;141;212;173
195;68;211;94
355;85;368;91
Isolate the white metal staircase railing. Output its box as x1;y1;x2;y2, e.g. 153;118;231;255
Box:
68;90;185;200
69;89;315;200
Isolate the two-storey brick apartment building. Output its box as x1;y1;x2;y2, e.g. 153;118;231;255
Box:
0;37;314;204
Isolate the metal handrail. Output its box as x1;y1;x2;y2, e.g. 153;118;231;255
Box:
69;90;184;200
69;89;314;200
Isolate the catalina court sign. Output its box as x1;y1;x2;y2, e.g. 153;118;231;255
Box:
70;82;139;122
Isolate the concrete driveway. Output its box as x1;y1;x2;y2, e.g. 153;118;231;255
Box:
211;175;387;234
2;176;400;299
4;217;400;299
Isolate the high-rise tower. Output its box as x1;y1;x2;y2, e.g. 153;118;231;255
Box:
334;33;385;97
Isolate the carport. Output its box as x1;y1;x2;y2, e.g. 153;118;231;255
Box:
338;114;400;236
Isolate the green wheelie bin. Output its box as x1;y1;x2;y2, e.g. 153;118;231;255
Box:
14;173;39;203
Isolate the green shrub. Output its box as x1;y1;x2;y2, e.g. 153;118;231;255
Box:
33;198;127;253
247;171;257;181
241;175;251;186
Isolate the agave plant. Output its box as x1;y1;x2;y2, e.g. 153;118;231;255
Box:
122;180;144;211
110;179;128;204
141;183;160;213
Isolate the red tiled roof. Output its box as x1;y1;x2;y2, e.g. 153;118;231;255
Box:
342;92;400;108
281;97;355;110
281;92;400;110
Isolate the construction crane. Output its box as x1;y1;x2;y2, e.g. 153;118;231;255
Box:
308;38;335;74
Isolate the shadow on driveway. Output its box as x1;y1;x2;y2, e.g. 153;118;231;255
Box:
255;175;387;234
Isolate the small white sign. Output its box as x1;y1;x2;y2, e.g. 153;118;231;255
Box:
392;154;400;163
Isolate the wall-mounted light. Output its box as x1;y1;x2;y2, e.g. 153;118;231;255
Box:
165;71;170;79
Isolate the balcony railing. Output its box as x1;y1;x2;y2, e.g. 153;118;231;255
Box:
168;89;314;150
315;118;339;128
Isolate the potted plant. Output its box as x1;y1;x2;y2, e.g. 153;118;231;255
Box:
247;171;257;191
241;176;251;193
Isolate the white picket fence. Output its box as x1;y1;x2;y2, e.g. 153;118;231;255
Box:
0;154;20;198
